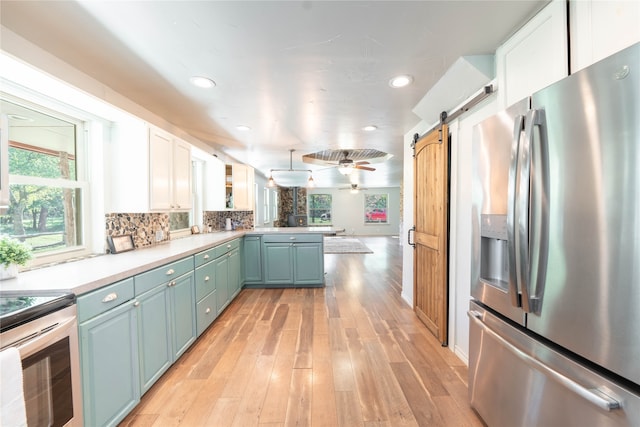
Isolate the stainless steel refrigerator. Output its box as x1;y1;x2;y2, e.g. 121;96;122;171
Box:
469;42;640;426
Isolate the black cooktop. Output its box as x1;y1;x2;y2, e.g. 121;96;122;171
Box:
0;292;76;333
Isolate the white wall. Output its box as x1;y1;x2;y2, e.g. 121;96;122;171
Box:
307;187;401;236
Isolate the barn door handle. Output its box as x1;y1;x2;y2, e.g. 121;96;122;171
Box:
407;226;416;248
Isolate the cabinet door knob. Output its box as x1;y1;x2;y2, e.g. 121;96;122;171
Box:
133;301;140;307
102;292;118;303
166;269;175;275
205;307;211;314
227;244;231;248
204;254;210;259
205;276;210;281
168;280;176;287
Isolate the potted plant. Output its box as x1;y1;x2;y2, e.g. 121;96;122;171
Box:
0;235;33;280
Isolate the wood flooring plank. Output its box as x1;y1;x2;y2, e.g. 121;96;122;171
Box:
222;322;270;398
335;390;364;427
260;330;298;424
231;354;277;427
365;341;418;426
293;291;314;369
284;368;312;427
262;303;289;355
204;397;240;427
345;328;387;423
390;362;445;426
311;358;339;427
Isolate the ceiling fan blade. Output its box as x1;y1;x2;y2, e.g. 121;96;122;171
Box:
355;165;376;171
355;161;370;166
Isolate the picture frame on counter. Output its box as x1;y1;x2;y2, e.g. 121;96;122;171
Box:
107;234;135;254
191;225;200;234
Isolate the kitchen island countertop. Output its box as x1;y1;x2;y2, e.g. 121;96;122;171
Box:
0;227;343;296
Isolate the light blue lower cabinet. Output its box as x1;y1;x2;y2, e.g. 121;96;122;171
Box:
263;243;294;284
243;235;263;283
79;293;139;427
293;243;324;285
171;271;197;359
228;248;241;298
137;282;172;394
215;254;230;315
255;234;324;287
196;290;217;336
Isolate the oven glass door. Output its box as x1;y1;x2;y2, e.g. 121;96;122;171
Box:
22;336;73;427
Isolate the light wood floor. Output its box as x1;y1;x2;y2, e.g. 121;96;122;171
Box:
120;236;485;427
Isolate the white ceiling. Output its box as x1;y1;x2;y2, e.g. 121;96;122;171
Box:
0;0;547;188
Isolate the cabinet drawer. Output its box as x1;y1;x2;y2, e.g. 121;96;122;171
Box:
213;238;240;258
262;234;322;243
77;278;134;323
194;247;216;268
196;290;217;336
134;257;194;295
194;262;216;301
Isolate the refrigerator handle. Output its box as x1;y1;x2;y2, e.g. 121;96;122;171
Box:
522;109;550;314
507;114;525;308
468;311;621;411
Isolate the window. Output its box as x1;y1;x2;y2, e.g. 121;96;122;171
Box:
1;98;88;264
263;187;270;224
308;194;332;225
272;190;279;222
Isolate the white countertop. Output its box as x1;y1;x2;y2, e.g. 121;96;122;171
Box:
0;231;244;296
248;226;344;234
0;226;343;296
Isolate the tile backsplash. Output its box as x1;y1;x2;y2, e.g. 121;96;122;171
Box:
105;211;254;252
105;213;170;251
203;211;254;231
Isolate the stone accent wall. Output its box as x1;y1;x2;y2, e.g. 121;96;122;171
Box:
203;210;254;231
105;212;170;251
274;187;307;227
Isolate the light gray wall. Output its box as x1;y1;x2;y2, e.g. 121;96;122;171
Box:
307;187;401;236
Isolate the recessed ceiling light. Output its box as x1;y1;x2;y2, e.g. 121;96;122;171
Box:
189;76;216;88
389;74;413;88
236;125;251;131
363;125;377;131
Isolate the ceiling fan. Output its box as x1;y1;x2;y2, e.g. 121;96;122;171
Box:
340;184;369;192
324;150;376;175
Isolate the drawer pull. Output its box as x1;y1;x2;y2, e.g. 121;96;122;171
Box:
102;293;118;303
166;268;175;275
203;254;210;260
205;307;211;314
227;244;231;248
205;276;210;281
289;236;296;240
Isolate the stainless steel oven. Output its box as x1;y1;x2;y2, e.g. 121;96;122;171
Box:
1;293;82;426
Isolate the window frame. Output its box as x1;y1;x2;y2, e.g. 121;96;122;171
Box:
1;94;93;266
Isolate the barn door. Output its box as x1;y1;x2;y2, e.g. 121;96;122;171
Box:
412;124;449;345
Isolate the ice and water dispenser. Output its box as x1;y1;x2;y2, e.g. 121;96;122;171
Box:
479;214;509;291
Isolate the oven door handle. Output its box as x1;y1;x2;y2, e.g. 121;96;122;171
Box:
12;316;78;359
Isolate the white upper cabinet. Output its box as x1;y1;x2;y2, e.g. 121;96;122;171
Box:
570;0;640;72
230;163;255;211
203;156;226;211
149;127;192;211
496;0;568;108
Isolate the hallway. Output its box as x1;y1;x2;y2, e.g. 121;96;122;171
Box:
120;236;483;426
